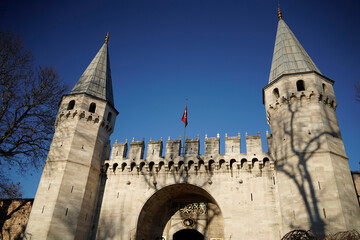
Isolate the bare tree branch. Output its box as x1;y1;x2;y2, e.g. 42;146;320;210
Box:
0;29;68;198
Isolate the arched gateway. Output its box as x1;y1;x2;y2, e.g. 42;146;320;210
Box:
173;229;204;240
135;184;224;240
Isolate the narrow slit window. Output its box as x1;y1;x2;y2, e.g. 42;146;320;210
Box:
318;181;321;190
71;186;74;193
232;146;234;152
42;206;45;214
65;208;68;216
323;208;326;218
251;193;253;201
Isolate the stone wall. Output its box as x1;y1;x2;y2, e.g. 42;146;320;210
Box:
0;199;33;240
352;172;360;204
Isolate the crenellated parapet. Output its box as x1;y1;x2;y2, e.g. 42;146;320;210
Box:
146;138;163;160
246;132;262;154
264;73;338;124
225;133;241;155
185;135;200;156
104;133;274;174
128;138;145;160
267;90;337;111
55;107;114;133
110;139;128;160
205;134;220;156
165;136;181;160
265;89;337;128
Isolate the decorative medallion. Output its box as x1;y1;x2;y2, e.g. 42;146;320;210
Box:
179;202;207;215
182;217;195;228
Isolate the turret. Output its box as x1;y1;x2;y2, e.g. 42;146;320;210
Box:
25;34;118;240
263;9;359;234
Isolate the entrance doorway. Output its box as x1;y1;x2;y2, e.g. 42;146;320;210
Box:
173;229;204;240
136;184;224;240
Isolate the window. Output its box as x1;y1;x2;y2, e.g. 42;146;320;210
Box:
107;112;112;122
67;100;75;110
89;103;96;113
322;83;328;94
296;80;305;91
273;88;280;99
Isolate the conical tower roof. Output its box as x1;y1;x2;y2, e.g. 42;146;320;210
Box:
70;37;114;106
268;17;321;83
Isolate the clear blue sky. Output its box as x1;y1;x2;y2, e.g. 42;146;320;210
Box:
1;0;360;198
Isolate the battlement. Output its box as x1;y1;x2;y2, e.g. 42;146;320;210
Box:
106;133;273;174
55;108;114;133
267;90;337;111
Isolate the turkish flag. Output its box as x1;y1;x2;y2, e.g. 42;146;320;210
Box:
181;106;188;127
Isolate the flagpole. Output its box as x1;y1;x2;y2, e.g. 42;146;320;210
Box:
183;98;187;156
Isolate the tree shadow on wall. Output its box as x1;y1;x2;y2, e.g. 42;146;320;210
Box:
96;152;224;240
1;199;32;240
271;98;342;238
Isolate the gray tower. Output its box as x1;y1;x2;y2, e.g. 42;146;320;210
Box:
25;34;118;239
263;9;360;235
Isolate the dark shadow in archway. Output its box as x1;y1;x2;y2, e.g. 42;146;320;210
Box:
173;229;204;240
135;184;223;240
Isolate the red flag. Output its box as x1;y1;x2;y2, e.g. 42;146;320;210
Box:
181;106;188;127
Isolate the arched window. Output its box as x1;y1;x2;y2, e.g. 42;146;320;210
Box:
149;162;154;171
208;160;215;171
178;161;184;170
89;103;96;113
168;161;174;170
296;80;305;91
273;88;280;99
121;163;127;172
219;159;226;169
107;112;112;122
67;100;75;110
198;160;204;170
104;163;109;172
263;158;270;167
159;161;164;171
130;162;136;171
188;160;194;169
113;163;118;173
139;162;145;171
241;159;247;168
230;159;236;169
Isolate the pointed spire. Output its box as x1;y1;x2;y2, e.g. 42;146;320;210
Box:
70;35;114;106
268;12;321;83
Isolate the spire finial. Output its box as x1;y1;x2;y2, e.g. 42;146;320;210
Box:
105;32;109;44
277;7;283;20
